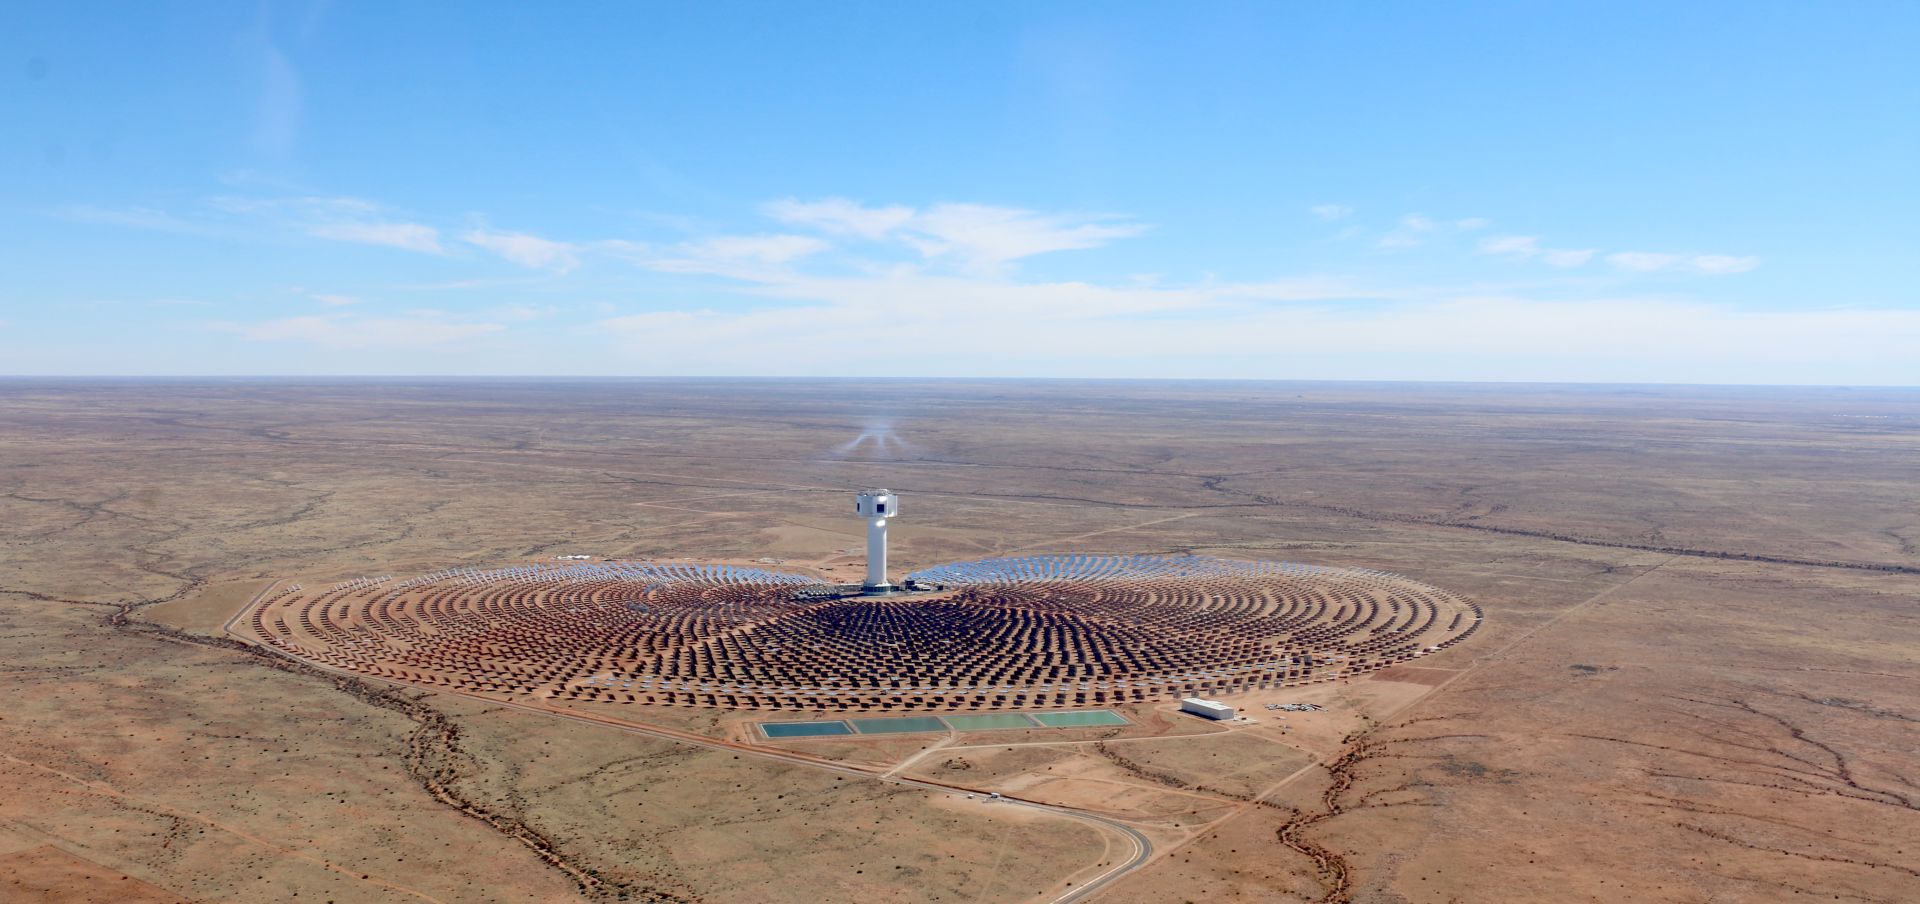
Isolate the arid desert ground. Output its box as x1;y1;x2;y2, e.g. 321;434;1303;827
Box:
2;378;1916;903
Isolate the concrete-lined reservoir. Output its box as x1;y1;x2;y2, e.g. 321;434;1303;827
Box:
760;720;854;738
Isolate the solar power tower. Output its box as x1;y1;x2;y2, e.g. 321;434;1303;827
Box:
855;489;897;591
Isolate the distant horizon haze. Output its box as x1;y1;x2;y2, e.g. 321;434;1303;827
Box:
2;375;1915;393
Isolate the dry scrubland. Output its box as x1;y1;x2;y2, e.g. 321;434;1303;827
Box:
1;378;1917;903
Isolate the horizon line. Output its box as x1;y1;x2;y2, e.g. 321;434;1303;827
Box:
1;374;1916;391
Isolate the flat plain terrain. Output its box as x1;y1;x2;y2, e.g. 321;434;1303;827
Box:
2;378;1917;903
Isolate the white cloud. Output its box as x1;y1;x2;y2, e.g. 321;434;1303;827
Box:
1479;235;1541;257
213;311;503;349
591;261;1920;382
1377;212;1485;249
55;205;207;234
247;32;301;158
1608;251;1759;275
464;229;580;272
309;221;443;253
1210;277;1379;302
594;239;652;261
195;194;446;253
398;276;543;291
766;198;1143;271
906;204;1143;269
1693;254;1761;274
56;189;1821;379
764;197;914;239
599;260;1384;368
491;304;554;322
1605;251;1684;272
1482;236;1750;274
586;200;1801;378
1539;248;1597;267
1479;235;1595;267
686;234;828;266
1310;204;1354;221
211;194;375;218
616;234;829;277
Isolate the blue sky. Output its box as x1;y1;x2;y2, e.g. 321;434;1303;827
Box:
3;2;1916;382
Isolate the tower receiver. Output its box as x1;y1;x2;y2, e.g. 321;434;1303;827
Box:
854;489;896;591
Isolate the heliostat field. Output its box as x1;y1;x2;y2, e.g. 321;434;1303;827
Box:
245;554;1479;711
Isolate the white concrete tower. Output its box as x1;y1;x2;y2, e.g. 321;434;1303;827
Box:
855;489;897;591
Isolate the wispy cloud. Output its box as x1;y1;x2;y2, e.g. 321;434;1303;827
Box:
1540;248;1598;267
396;276;550;292
591;259;1912;381
189;194;447;253
587;199;1833;378
70;189;1809;379
1477;231;1754;275
310;221;442;253
58;196;441;252
244;17;301;159
767;197;1144;271
1478;235;1539;256
463;229;580;272
909;204;1143;269
1310;203;1354;221
54;205;210;235
212;311;503;349
490;303;555;322
593;198;1811;376
1691;254;1761;274
1606;251;1760;275
1377;212;1486;249
764;198;915;239
636;234;830;277
1478;234;1597;267
594;269;1920;380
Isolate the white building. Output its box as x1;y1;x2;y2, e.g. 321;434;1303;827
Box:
1181;697;1236;720
855;489;897;591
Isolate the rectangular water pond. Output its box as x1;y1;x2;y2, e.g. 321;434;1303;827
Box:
942;713;1042;731
760;720;854;738
850;716;949;735
1031;710;1130;728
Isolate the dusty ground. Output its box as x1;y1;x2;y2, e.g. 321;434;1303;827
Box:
1;378;1916;903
